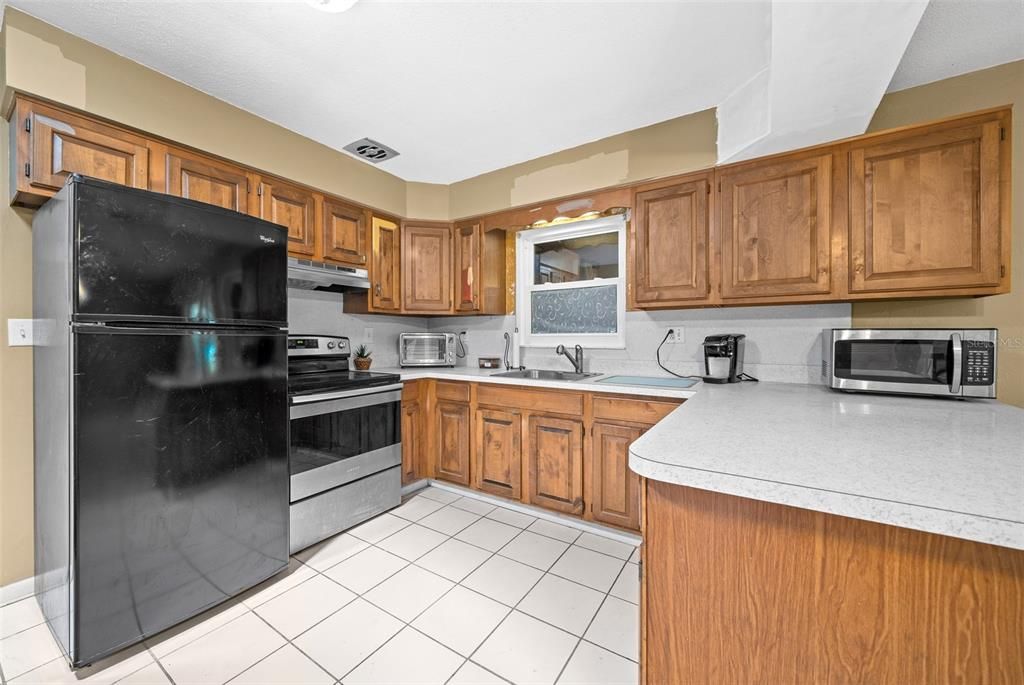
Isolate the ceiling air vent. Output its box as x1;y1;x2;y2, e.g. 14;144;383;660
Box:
343;138;400;163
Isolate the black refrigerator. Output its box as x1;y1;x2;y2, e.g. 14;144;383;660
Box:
33;176;289;667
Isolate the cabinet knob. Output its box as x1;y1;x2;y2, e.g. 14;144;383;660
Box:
375;283;382;296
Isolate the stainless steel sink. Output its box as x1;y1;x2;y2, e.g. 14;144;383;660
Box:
490;369;601;382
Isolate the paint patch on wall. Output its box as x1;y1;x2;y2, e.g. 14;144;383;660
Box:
510;149;629;207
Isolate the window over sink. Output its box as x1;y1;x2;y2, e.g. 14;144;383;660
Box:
515;215;626;348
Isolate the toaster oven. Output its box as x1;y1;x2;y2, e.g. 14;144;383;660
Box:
823;328;997;399
399;332;457;367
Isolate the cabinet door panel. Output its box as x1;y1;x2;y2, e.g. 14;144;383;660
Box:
436;401;471;485
718;153;833;298
401;399;422;485
371;216;401;311
29;108;148;193
323;198;368;267
588;422;643;530
165;150;249;212
259;179;316;257
849;120;1003;293
473;408;522;500
403;223;452;312
528;415;583;515
454;221;481;312
632;177;710;305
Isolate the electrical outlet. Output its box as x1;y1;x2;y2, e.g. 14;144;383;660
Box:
363;327;374;343
8;319;34;346
666;327;684;344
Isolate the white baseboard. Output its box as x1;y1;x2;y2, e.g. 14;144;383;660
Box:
0;575;35;606
425;479;642;546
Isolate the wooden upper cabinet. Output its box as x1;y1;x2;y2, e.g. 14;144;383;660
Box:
436;400;471;486
403;222;453;312
630;175;711;307
717;152;834;299
323;197;368;267
454;220;482;312
848;112;1008;294
370;216;402;311
153;146;250;213
588;422;643;531
13;98;149;206
473;407;522;500
258;177;316;257
527;414;584;515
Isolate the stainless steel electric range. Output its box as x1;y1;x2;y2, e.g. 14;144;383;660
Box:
287;334;403;553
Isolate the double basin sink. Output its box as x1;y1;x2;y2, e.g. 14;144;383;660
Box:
491;369;601;382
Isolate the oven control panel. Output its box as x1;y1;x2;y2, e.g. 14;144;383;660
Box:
963;340;995;385
288;336;350;356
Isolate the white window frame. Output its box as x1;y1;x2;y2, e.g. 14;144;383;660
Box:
515;215;626;349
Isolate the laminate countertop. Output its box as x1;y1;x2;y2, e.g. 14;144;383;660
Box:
373;366;701;400
627;382;1024;550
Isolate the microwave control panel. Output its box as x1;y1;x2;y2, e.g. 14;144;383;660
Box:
963;340;995;385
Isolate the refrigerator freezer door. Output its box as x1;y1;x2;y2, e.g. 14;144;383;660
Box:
71;326;288;665
72;178;287;326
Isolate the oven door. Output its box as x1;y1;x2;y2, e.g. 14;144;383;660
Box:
289;385;402;502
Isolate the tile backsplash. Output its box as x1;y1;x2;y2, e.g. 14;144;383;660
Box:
428;304;851;384
288;289;427;366
300;287;850;383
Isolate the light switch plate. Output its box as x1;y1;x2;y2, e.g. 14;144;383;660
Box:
363;327;374;343
667;327;684;344
8;319;34;346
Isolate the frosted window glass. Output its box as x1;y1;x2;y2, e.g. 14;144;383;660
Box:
530;285;617;334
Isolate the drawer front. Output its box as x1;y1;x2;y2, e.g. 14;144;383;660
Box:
477;384;583;416
592;395;683;425
435;381;470;403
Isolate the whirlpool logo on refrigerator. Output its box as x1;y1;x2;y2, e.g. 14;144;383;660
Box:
258;234;276;244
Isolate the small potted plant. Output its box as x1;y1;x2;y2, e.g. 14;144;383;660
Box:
353;344;373;371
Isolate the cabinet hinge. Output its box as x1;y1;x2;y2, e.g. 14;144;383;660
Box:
24;117;31;133
24;162;30;178
717;181;722;192
246;178;251;194
1000;127;1006;141
257;183;264;197
1001;265;1006;278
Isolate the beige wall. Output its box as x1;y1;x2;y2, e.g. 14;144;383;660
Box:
448;108;717;219
853;60;1024;408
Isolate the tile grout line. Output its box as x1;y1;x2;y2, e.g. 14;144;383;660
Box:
3;486;637;685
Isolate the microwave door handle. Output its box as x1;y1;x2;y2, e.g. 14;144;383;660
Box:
949;332;963;394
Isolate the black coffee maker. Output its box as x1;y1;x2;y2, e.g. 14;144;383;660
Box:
702;334;746;383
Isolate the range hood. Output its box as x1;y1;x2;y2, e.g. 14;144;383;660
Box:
287;257;370;292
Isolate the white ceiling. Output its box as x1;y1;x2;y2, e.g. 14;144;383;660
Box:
4;1;1021;184
888;0;1024;93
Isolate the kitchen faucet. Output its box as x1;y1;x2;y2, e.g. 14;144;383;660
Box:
555;344;584;374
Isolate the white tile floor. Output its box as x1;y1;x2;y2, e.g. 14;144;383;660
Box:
0;485;640;685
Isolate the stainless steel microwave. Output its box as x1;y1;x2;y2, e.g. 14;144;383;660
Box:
822;329;997;399
399;332;456;367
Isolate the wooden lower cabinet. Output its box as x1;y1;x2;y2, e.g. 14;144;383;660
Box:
587;422;644;530
527;414;584;515
473;407;522;500
400;382;424;484
643;481;1024;684
435;400;471;485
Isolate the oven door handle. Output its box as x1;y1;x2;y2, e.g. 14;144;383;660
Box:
290;385;403;419
949;333;963;395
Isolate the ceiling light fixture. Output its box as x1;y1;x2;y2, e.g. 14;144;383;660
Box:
306;0;359;13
